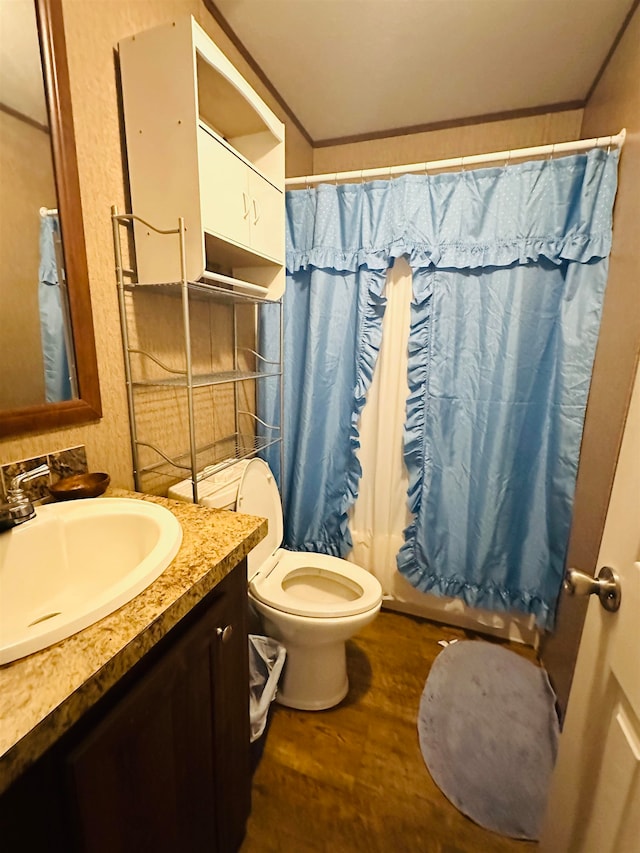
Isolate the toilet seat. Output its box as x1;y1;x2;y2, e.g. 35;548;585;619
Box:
237;459;382;619
250;549;383;618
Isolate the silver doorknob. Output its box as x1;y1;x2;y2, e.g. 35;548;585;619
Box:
216;624;234;643
563;566;621;612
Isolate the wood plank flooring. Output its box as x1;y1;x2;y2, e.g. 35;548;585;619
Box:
241;609;541;853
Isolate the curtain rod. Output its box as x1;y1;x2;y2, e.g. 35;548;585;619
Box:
285;128;626;188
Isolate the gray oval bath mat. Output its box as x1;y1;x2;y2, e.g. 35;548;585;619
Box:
417;640;559;840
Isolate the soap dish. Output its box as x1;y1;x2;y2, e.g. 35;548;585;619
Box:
49;472;110;501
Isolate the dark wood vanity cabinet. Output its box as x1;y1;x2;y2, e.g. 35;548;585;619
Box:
1;562;251;853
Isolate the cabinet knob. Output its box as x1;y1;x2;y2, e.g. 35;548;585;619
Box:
216;625;234;644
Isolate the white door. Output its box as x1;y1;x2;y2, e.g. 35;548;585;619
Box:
540;357;640;853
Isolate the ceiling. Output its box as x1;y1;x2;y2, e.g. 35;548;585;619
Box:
211;0;636;143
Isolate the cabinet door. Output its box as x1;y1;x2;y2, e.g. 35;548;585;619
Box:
248;169;284;263
199;126;252;251
209;564;251;853
66;566;250;853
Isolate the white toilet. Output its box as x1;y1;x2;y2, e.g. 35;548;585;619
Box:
237;458;382;710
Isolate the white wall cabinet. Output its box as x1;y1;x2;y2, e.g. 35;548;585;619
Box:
119;16;285;299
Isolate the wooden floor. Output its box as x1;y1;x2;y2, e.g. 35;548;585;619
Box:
241;609;540;853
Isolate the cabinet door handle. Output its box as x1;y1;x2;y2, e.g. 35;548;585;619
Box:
242;192;250;219
216;625;234;644
252;197;260;225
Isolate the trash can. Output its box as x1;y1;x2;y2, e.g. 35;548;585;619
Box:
249;634;286;771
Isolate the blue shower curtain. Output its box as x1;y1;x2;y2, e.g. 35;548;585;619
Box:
267;149;618;628
261;261;386;555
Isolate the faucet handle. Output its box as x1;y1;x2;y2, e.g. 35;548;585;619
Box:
9;463;50;496
0;463;50;529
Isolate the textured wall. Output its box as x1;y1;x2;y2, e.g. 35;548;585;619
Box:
312;109;584;174
0;0;312;484
541;6;640;715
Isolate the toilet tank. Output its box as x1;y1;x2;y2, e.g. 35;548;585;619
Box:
167;460;250;510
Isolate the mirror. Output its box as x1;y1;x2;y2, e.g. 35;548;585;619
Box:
0;0;101;438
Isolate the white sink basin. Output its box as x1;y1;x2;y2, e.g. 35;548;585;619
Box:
0;498;182;665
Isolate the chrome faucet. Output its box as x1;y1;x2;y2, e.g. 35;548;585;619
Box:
0;463;50;532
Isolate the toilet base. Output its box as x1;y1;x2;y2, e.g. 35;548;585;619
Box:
249;594;381;712
275;640;349;711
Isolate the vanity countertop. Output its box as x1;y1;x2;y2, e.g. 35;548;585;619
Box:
0;488;267;794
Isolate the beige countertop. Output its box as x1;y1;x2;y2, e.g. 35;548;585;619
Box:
0;488;267;794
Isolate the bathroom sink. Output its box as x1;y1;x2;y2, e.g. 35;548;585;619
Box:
0;498;182;665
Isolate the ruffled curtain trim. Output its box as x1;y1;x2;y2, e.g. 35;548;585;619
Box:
399;270;433;527
395;559;554;628
286;149;618;275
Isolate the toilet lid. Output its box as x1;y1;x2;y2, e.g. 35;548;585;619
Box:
250;549;383;618
236;458;283;579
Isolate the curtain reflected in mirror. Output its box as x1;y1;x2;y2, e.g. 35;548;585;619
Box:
0;0;78;412
39;209;77;401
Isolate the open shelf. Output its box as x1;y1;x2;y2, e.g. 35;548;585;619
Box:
124;274;278;304
113;210;283;503
132;368;282;389
138;433;281;479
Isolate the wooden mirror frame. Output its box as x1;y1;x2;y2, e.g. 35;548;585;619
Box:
0;0;101;438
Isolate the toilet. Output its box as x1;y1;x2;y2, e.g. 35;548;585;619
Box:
170;458;382;710
238;458;382;710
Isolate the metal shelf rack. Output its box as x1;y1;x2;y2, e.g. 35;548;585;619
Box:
112;207;283;503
